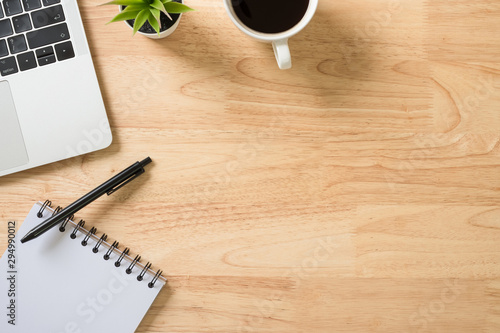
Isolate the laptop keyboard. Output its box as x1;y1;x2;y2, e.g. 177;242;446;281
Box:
0;0;74;76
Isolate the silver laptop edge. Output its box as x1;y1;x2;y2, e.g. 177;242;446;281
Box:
0;0;112;177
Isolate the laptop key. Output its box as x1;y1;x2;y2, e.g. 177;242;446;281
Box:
35;45;53;58
7;35;27;54
35;45;54;66
0;19;13;38
13;14;32;33
38;53;55;66
26;22;69;49
3;0;23;16
0;40;8;57
0;56;18;76
31;5;65;29
42;0;60;6
55;41;74;61
0;5;4;19
22;0;42;11
17;51;37;71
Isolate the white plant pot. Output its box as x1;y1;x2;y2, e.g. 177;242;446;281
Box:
120;3;183;39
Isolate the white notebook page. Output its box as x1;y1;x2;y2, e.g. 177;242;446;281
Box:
0;202;165;332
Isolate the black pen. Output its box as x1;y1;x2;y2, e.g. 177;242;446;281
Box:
21;157;153;243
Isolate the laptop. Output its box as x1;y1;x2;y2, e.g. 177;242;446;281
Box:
0;0;112;177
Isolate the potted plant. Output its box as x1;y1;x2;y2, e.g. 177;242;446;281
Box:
102;0;194;39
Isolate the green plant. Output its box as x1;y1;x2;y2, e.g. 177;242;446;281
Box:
103;0;194;35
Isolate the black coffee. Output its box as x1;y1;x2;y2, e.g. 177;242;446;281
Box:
231;0;310;34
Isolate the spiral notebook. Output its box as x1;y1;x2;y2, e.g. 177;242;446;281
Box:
0;201;166;332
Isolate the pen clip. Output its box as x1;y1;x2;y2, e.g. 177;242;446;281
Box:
106;168;145;195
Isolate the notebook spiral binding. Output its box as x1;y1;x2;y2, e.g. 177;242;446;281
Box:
38;200;165;289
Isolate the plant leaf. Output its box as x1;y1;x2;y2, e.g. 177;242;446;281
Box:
121;5;144;12
101;0;146;7
150;7;161;26
151;0;169;20
149;0;171;20
163;2;194;13
148;11;161;35
149;0;164;11
132;8;150;35
107;10;140;23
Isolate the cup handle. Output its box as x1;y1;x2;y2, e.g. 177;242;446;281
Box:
272;39;292;70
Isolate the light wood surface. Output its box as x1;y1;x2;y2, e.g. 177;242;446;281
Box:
1;0;500;332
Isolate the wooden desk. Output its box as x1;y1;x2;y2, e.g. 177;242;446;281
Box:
1;0;500;331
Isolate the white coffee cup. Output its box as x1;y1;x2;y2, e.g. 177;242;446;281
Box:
223;0;318;70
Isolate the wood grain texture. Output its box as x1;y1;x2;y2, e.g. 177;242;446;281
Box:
1;0;500;332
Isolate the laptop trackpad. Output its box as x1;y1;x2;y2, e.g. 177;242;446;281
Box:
0;81;29;172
